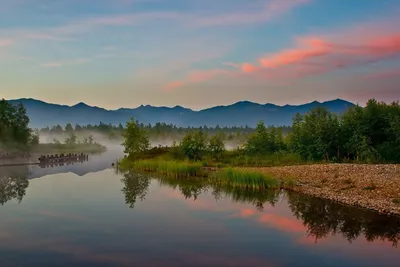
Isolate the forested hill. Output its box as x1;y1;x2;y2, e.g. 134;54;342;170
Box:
7;98;355;128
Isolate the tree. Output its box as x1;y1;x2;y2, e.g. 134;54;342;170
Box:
29;130;40;145
245;121;284;156
180;130;208;161
88;134;94;144
64;133;77;145
65;123;74;132
208;134;226;160
0;99;32;145
289;107;340;161
122;118;150;158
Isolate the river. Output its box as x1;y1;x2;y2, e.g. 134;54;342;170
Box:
0;150;399;267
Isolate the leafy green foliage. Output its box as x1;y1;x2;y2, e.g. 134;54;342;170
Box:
64;133;77;145
122;118;150;158
179;130;208;161
289;100;400;163
0;99;32;145
245;121;286;155
208;134;226;160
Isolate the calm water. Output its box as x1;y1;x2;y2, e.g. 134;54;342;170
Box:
1;152;399;267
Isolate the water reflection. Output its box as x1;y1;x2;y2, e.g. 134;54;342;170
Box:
120;171;400;247
121;171;151;208
0;166;29;205
287;192;400;247
0;150;120;204
38;158;89;168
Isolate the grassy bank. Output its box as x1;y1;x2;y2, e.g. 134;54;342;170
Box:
118;158;293;190
214;168;281;190
119;158;206;178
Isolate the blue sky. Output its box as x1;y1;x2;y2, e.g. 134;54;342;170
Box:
1;0;399;109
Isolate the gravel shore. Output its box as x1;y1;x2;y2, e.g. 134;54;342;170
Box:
244;164;400;215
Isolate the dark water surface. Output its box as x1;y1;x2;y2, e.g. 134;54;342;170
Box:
1;153;399;267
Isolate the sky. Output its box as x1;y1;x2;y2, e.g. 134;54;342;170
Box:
1;0;400;110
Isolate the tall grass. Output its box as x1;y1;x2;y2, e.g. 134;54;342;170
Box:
122;159;206;178
214;168;281;190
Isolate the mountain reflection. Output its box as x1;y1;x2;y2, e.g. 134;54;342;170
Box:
120;171;400;247
0;166;29;205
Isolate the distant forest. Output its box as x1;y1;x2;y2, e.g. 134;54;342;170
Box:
38;121;292;145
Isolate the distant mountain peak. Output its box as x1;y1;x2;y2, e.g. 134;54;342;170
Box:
6;97;355;128
73;102;90;107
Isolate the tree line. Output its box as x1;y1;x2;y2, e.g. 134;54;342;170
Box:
122;99;400;164
290;99;400;162
40;121;292;143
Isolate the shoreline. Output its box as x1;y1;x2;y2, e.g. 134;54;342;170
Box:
243;164;400;216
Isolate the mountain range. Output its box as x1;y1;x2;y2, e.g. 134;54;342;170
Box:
7;98;355;128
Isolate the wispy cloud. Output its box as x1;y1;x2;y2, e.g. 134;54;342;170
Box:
40;58;90;68
10;0;309;40
25;33;72;42
191;0;311;27
0;38;13;47
163;69;230;92
237;28;400;75
163;20;400;88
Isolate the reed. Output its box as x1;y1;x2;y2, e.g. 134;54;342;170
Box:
123;159;206;178
214;168;280;190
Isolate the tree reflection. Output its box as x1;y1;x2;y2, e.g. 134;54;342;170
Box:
117;170;400;247
212;185;280;212
286;191;400;247
0;166;29;205
121;171;151;208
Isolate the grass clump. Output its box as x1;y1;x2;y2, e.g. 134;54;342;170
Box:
283;178;297;189
122;159;205;178
393;199;400;205
214;168;280;190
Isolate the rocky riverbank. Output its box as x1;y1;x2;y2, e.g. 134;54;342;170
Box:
244;164;400;215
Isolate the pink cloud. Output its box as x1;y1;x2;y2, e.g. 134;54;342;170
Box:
164;69;230;92
259;38;332;68
235;30;400;81
164;81;184;91
241;63;259;73
187;69;229;82
0;39;13;47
